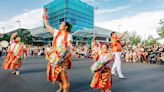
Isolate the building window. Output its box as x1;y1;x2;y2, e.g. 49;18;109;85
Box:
59;18;65;22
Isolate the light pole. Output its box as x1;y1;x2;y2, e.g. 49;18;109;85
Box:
16;20;21;28
1;27;5;34
93;7;98;37
16;20;21;39
118;25;121;33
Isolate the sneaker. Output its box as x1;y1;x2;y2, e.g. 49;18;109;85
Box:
15;71;20;75
112;72;117;76
119;75;126;79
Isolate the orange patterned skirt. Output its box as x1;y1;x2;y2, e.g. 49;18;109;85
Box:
90;67;112;89
47;64;70;89
47;55;72;89
2;52;22;70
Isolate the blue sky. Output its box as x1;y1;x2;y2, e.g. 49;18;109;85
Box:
0;0;52;21
0;0;164;38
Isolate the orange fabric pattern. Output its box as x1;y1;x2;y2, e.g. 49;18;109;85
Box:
2;42;23;70
52;30;69;48
90;67;112;89
47;30;72;89
2;52;22;70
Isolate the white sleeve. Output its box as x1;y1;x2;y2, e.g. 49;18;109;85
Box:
67;34;73;42
53;28;59;37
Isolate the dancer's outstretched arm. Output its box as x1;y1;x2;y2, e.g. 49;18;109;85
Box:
43;9;57;35
117;31;127;40
10;32;17;41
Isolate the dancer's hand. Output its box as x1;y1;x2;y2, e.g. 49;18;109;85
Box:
42;8;54;34
43;14;48;21
10;32;17;41
43;8;49;22
12;32;17;37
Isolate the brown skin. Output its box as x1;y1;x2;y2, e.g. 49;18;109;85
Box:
15;37;21;43
101;44;111;57
43;12;70;92
112;31;127;41
10;32;21;43
101;44;108;53
112;33;117;38
43;10;68;35
91;38;96;47
59;22;68;35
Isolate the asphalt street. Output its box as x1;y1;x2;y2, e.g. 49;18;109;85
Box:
0;56;164;92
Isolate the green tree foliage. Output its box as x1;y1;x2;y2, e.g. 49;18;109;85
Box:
142;35;158;46
122;31;142;45
0;34;11;42
16;29;33;44
0;29;33;44
157;19;164;38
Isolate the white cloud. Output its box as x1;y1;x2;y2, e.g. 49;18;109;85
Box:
0;6;163;40
95;11;164;39
95;5;131;15
0;8;43;33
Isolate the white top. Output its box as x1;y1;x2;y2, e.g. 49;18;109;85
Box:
54;29;73;48
9;40;21;52
8;40;24;56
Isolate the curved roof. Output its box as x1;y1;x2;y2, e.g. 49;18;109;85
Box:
72;26;112;38
30;26;113;39
30;26;53;39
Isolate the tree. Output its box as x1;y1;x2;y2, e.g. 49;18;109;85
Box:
0;29;34;44
16;29;33;44
122;31;142;46
145;35;158;46
0;34;11;42
157;19;164;38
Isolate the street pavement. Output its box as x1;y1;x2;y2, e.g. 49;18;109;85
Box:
0;56;164;92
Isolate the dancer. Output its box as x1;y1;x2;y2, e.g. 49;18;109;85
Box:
43;9;73;92
90;42;113;92
111;31;127;79
2;32;25;75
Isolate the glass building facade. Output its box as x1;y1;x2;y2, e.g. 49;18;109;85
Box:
44;0;94;33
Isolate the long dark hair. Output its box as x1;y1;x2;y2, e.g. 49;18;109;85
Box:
65;22;72;33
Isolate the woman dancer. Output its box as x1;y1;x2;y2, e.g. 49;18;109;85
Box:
90;43;113;92
2;32;25;75
43;9;73;92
